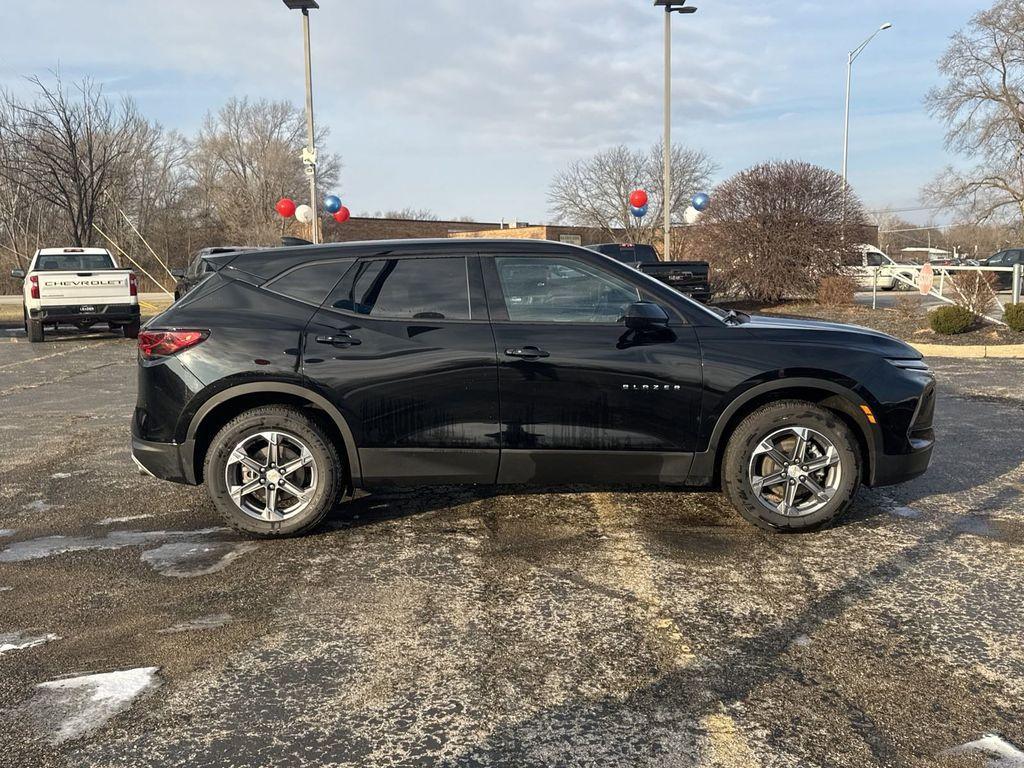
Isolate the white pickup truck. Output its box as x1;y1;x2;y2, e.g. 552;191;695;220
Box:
11;247;141;343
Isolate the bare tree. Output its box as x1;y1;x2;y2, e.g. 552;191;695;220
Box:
0;75;146;246
548;143;716;247
691;161;867;302
188;97;341;244
925;1;1024;223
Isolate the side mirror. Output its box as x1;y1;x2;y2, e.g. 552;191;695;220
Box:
11;268;25;279
170;268;185;278
623;302;670;330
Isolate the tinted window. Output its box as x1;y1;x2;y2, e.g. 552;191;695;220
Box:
329;257;470;320
988;252;1008;265
270;259;355;306
495;256;640;323
35;253;115;271
866;252;884;267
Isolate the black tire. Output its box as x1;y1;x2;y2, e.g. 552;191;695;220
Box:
122;321;141;339
27;319;44;343
882;285;895;292
203;406;345;538
721;400;861;533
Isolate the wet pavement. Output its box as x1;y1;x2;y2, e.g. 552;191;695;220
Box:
0;333;1022;767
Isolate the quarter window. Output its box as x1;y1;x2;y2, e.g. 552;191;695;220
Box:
494;256;641;323
270;259;355;306
330;257;471;320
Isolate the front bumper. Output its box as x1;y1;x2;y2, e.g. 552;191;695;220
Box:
871;437;934;487
131;435;193;485
32;303;140;324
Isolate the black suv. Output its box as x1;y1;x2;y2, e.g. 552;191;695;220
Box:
982;249;1024;290
132;239;934;537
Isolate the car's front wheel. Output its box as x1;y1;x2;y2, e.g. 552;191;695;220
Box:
204;406;345;538
722;400;860;532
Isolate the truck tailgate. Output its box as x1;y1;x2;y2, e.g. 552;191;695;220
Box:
37;271;132;305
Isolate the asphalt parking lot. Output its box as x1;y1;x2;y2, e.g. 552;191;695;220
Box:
1;328;1022;767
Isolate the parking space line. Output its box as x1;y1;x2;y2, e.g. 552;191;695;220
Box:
0;341;118;371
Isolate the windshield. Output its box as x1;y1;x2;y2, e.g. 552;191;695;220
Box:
34;253;115;271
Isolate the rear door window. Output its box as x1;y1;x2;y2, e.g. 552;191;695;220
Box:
35;253;115;271
328;256;471;321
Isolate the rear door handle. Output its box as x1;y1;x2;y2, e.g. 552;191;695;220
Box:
316;332;361;348
505;346;550;360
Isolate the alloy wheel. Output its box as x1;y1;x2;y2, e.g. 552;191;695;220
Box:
224;431;319;522
748;426;842;518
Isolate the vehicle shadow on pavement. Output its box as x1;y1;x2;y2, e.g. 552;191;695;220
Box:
429;515;1011;766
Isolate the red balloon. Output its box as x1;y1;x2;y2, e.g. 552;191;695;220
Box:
333;206;351;224
629;189;648;208
275;198;296;218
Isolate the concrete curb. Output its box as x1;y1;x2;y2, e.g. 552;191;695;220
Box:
912;342;1024;359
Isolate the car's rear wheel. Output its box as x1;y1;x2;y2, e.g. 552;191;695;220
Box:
204;406;344;538
722;400;860;532
27;318;44;343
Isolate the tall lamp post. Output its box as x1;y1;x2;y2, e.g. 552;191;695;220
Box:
654;1;697;260
283;0;321;244
842;22;892;190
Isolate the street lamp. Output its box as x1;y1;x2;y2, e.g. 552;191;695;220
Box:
654;1;697;260
842;22;892;190
283;0;321;244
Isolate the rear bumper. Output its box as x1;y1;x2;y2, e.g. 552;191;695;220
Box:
131;434;194;485
31;303;140;324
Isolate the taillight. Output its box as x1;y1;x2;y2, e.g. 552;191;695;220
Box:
129;273;138;297
29;275;39;299
138;330;208;360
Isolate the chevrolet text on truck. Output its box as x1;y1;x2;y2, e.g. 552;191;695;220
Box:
11;247;141;342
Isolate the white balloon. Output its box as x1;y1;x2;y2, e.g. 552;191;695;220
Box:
295;204;314;224
683;206;702;225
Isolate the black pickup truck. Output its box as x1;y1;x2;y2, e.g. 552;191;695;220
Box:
587;243;712;303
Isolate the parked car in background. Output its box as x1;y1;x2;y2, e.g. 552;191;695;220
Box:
172;247;249;301
982;248;1024;290
133;238;934;539
847;245;896;291
586;243;712;303
12;247;140;342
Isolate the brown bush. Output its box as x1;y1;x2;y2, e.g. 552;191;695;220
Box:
690;160;868;302
894;294;923;318
817;275;857;307
948;270;999;316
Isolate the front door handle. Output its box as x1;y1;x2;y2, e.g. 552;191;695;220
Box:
316;332;361;348
505;346;550;360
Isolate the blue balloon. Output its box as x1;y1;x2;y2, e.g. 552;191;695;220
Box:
324;195;342;214
691;192;710;212
631;204;649;218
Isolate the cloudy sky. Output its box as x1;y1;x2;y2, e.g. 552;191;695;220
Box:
0;1;982;224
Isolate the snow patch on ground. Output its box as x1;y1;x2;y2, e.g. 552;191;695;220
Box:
0;586;13;592
24;667;160;744
141;541;258;578
50;472;73;479
944;734;1024;766
157;613;233;634
0;529;15;538
0;631;60;655
0;528;224;563
22;499;56;514
98;514;154;526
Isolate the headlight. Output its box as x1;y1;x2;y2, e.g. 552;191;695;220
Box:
888;358;931;373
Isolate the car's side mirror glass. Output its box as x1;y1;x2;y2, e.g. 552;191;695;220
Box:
170;269;185;278
11;268;25;279
623;302;670;330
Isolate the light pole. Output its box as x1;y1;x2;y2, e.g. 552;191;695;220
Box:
654;1;697;260
283;0;321;244
842;22;892;190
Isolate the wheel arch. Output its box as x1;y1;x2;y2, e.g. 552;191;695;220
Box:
183;382;361;488
697;378;879;487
